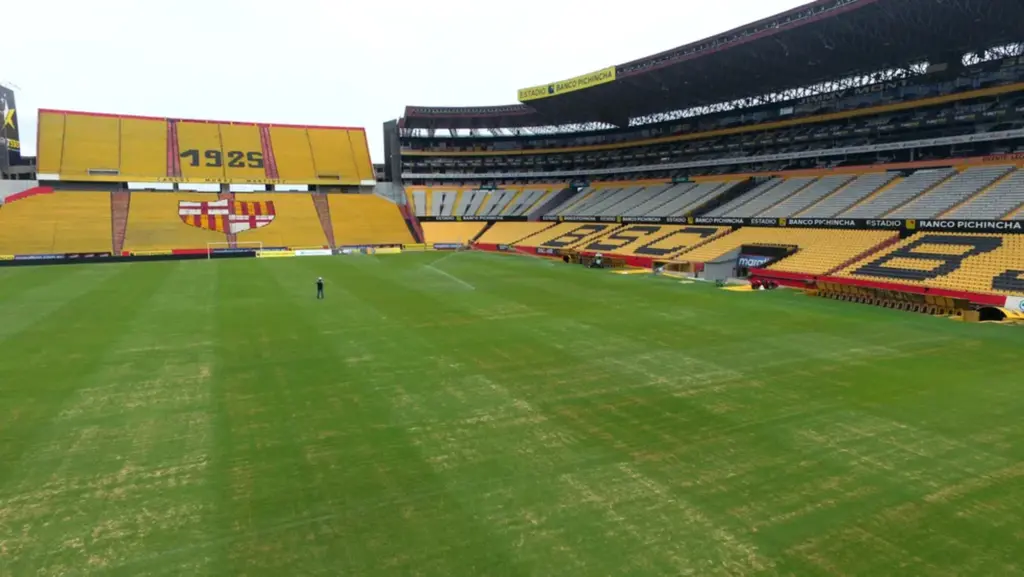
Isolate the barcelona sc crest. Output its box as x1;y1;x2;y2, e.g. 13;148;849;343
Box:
178;199;276;234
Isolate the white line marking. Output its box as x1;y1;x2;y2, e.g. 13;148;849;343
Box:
424;264;475;290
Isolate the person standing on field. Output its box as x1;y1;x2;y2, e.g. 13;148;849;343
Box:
316;277;325;300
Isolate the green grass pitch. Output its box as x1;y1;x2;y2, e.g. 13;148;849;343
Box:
2;251;1024;576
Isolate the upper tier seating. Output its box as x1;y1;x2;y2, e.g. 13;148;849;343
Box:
648;181;740;217
759;175;854;218
329;195;413;246
797;172;898;218
837;232;1024;296
722;177;816;218
705;178;782;217
421;222;486;244
944;168;1024;220
887;165;1015;219
0;192;112;255
37;110;373;185
677;228;896;275
841;168;956;218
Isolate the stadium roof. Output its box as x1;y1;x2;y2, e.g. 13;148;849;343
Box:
400;0;1024;132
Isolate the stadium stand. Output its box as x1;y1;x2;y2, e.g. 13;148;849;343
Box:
0;192;112;255
797;173;899;218
515;222;620;250
329;195;414;246
578;224;730;258
946;168;1024;220
719;177;815;218
230;194;328;248
421;222;486;245
759;175;854;218
676;228;898;276
122;192;226;252
120;118;168;180
887;166;1015;219
35;110;373;185
841;169;957;218
474;222;554;246
838;232;1024;296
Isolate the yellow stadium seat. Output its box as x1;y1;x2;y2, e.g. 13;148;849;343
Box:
218;124;267;181
123;193;226;252
838;232;1024;296
270;127;317;182
307;129;364;185
231;194;327;248
579;224;730;258
421;222;486;244
0;192;112;255
176;121;226;181
329;195;413;246
61;115;120;177
475;222;554;245
36;111;66;175
677;228;896;275
345;130;376;183
516;222;621;250
120;118;167;180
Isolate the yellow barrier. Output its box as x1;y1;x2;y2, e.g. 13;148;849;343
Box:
372;247;402;255
257;250;296;258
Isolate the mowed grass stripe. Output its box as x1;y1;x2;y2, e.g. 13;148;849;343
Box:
0;261;218;576
3;253;1024;576
197;258;532;576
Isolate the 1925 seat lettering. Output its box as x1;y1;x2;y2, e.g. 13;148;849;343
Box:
180;149;264;169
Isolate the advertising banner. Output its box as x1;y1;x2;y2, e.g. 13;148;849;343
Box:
518;66;617;102
14;254;65;261
1005;296;1024;312
294;249;332;257
432;243;462;250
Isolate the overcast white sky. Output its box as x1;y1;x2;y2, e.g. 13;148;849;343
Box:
6;0;807;163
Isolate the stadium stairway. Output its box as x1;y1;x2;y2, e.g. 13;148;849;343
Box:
528;186;575;219
329;195;414;246
397;201;425;243
218;191;237;248
0;191;114;255
111;190;131;254
310;192;337;247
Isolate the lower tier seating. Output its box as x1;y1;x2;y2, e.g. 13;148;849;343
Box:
329;195;414;246
475;222;554;245
837;232;1024;296
515;222;621;250
421;222;486;244
677;228;897;275
123;192;226;252
230;194;328;249
578;224;730;258
0;192;112;255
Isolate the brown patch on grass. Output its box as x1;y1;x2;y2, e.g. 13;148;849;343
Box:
924;461;1024;504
